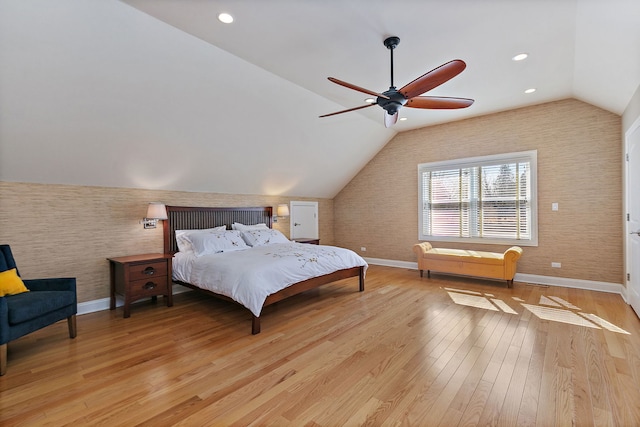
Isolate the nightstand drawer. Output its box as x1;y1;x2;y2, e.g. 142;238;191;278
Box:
129;261;167;281
129;276;169;299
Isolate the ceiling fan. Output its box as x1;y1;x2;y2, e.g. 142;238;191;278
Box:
320;36;474;128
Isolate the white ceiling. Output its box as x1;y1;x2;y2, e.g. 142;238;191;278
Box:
1;1;639;199
123;0;640;127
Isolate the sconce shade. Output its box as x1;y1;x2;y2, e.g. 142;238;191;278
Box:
146;202;168;220
277;204;290;217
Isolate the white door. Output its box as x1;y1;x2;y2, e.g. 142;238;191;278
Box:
290;201;318;240
626;119;640;317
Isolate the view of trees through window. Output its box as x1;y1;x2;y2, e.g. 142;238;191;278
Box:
419;151;537;245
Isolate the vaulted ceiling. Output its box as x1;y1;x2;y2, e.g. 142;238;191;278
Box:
1;1;639;198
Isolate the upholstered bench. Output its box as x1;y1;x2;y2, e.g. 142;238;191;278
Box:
412;242;523;287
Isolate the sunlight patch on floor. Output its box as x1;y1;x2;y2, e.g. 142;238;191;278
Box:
579;312;631;334
521;304;599;329
539;295;562;307
491;298;518;314
447;292;499;311
444;287;482;296
444;288;630;335
546;296;580;310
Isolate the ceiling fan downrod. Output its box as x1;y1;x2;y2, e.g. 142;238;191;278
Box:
378;36;405;116
383;36;400;89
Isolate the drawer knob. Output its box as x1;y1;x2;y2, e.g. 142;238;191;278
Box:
143;282;157;290
143;267;156;275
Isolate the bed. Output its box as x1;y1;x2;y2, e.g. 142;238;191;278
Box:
163;206;367;334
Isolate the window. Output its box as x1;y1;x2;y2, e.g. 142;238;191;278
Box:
418;150;537;246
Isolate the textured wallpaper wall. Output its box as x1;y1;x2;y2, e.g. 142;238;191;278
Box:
334;99;624;285
0;183;333;302
0;98;625;304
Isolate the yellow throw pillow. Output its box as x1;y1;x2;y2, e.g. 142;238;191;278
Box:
0;268;30;297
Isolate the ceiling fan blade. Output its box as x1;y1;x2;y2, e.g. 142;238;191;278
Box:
406;96;474;109
384;111;398;128
399;60;467;99
328;77;390;100
319;103;376;118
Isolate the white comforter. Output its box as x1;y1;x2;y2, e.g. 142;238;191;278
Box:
173;243;368;317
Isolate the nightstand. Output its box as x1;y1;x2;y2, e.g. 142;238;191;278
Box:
107;253;173;318
293;238;320;245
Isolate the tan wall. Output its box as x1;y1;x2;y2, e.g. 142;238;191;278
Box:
0;182;333;302
334;99;624;284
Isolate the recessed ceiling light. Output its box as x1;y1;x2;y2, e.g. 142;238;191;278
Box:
364;98;376;104
399;117;407;121
218;13;233;24
512;53;528;61
524;88;536;94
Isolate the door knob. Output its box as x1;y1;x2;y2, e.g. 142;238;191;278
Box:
294;223;301;226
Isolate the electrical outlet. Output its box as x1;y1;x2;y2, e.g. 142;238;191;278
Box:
552;203;559;211
551;262;561;268
360;247;366;252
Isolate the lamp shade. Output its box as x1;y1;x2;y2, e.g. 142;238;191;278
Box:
146;202;168;220
277;204;290;217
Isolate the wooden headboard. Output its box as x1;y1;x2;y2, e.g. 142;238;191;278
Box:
163;206;273;253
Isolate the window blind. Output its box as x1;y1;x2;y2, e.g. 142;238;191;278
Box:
418;151;537;245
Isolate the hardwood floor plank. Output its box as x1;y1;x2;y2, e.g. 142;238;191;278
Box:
495;323;536;426
571;327;597;426
476;339;520;425
516;326;545;425
1;266;639;426
436;312;503;426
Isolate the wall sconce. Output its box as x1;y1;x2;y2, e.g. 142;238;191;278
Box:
142;202;168;229
273;204;290;223
277;204;290;218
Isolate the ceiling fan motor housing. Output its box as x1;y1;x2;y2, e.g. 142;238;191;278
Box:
377;88;407;115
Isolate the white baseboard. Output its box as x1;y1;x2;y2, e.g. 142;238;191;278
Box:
77;284;193;316
363;257;626;299
515;273;626;301
363;257;417;270
77;261;627;316
77;297;112;315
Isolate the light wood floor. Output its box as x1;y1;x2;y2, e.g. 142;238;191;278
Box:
1;265;640;426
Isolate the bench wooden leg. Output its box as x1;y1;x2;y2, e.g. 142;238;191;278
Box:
507;279;513;288
1;343;6;376
419;269;423;278
427;270;431;278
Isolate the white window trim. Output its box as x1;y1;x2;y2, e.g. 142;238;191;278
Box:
418;150;538;246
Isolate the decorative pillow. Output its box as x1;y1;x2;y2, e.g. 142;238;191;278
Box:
241;229;290;247
231;222;269;231
0;268;30;297
187;230;249;256
175;226;227;253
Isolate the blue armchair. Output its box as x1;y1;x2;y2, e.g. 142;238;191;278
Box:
0;245;77;375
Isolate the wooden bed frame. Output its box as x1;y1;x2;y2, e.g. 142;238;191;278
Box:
163;206;365;334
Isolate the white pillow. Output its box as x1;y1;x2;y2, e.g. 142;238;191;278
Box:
231;222;269;231
241;229;290;247
175;226;227;253
187;230;249;256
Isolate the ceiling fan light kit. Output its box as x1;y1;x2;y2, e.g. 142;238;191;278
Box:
320;36;474;128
